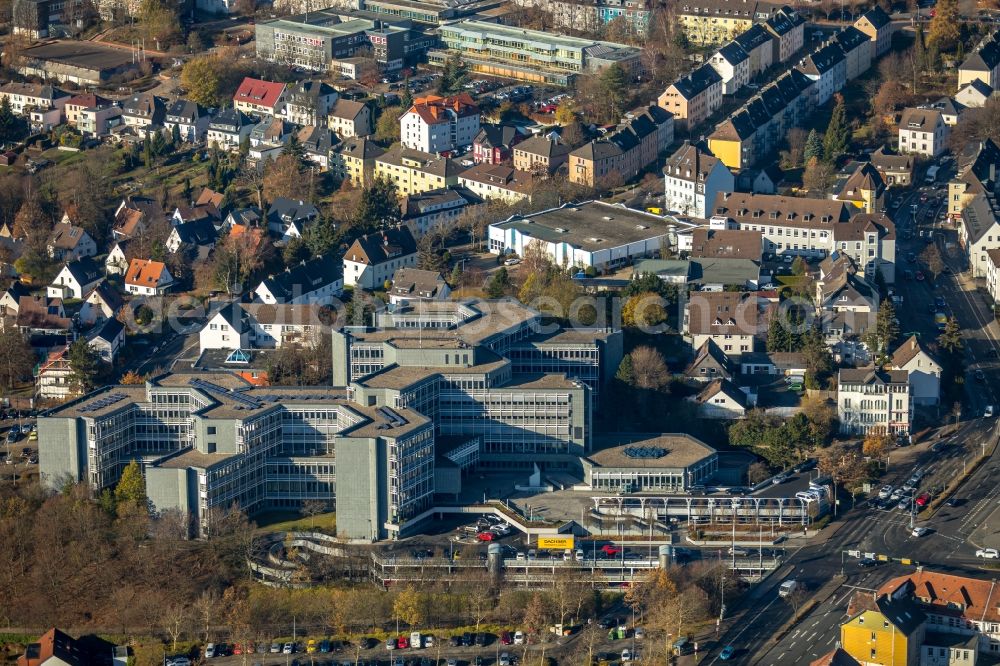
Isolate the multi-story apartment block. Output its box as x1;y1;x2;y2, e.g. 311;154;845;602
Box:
709;42;751;95
329;99;372;138
898;107;949;157
958;193;1000;278
831;25;873;81
513;135;571;174
515;0;651;35
732;24;774;77
949;139;1000;220
657;64;723;132
282;80;338;127
400;94;480;154
400;186;481;238
0;82;69;116
663;142;735;217
568;105;674;187
676;0;783;45
473;124;528;165
797;42;846;106
458;164;536;203
764;6;805;63
837;367;911;437
343;227;419;290
374;146;464;195
331;137;384;187
164;99;211;144
708;68;814;170
853;5;893;58
840;593;925;666
430;19;644;86
682;291;762;358
958;29;1000;90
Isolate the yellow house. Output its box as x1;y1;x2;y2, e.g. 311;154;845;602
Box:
330;138;384;188
677;0;782;45
374;146;463;196
840;594;925;666
835;163;886;214
708;110;755;170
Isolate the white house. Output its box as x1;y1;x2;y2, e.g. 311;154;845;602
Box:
664;143;735;218
708;42;751;95
797;43;847;106
400;94;481;155
125;258;174;295
198;302;321;353
206;108;254;152
898;107;949;158
987;248;1000;304
47;258;103;300
282;80;338;127
105;242;130;276
36;346;76;399
87;317;125;364
79;283;123;327
164;99;211;143
689;378;748;419
253;255;343;305
683;291;761;358
837;367;912;437
387;268;451;305
47;221;97;262
959;194;1000;278
891;335;942;406
343;227;419;290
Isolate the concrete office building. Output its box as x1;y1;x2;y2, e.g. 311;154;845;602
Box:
38;298;622;540
581;433;719;492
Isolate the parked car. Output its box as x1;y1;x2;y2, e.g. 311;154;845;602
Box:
500;631;513;646
386;639;396;651
915;493;931;508
621;649;633;663
449;636;461;648
976;548;999;559
877;485;893;500
858;557;878;567
513;631;525;645
283;644;295;655
307;640;317;654
499;654;511;666
205;645;217;659
912;526;930;537
396;637;409;650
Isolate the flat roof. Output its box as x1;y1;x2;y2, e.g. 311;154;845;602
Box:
157;449;237;469
22;40;136;71
493;202;674;252
587;433;717;469
357;355;510;389
442;18;638;52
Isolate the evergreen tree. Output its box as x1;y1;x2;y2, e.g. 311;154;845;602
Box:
171;122;182;145
823;95;850;162
615;354;634;384
804;129;823;162
282;133;308;167
600;63;631;122
354;177;401;231
0;97;26;145
282;236;310;266
67;339;101;393
115;459;147;510
143;137;153;169
150;129;167;157
400;80;413;111
239;132;250;157
767;315;791;352
417;235;446;273
938;316;963;354
438;54;469;95
305;214;339;257
862;298;900;364
485;267;511;298
914;23;927;73
449;262;464;288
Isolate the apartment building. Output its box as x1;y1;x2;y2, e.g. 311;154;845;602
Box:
816;253;878;346
331;137;384;187
853;5;893;58
676;0;783;46
958;29;1000;90
733;23;774;77
898;107;949;157
200;302;323;352
473;124;528;165
663;142;735;217
517;0;651;34
840;593;926;666
512;135;571;174
891;335;942;406
233;78;287;117
207;108;255;152
798;42;847;106
948;138;1000;219
682;291;762;358
328;99;373;138
708;68;814;170
282;80;338;127
958;193;1000;278
0;82;69;116
400;94;480;154
374;146;464;195
834;162;887;214
430;19;643;86
568;105;674;187
343;226;419;289
657;64;723;131
709;42;751;95
253;255;343;305
764;6;805;63
831;26;873;81
837;367;912;437
400;186;481;238
459;164;536;203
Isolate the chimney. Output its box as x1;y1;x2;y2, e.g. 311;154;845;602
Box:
911;338;916;350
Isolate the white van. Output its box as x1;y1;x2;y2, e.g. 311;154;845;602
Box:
410;633;422;649
779;580;799;598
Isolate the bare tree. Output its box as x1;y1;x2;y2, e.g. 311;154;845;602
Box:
300;499;329;530
193;590;219;642
164;604;189;652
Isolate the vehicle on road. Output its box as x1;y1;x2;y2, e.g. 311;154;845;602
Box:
912;526;930;537
859;557;878;567
728;546;749;556
878;485;893;499
975;369;986;382
719;646;736;660
986;405;995;418
917;271;925;281
778;580;799;597
976;548;1000;559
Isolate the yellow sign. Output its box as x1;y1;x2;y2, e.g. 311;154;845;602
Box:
537;536;575;550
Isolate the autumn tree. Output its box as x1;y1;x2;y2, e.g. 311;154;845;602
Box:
862;298;899;365
138;0;181;47
375;105;403;143
521;592;550;636
927;0;960;52
818;442;871;499
120;370;147;385
938;316;963;354
803;157;835;192
862;429;892;459
629;345;670;391
393;586;425;628
263;153;309;204
920;243;945;282
181;56;225;107
0;327;33;390
115;459;148;510
782;127;808;168
622;292;668;329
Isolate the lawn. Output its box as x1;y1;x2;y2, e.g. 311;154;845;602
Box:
254;510;337;534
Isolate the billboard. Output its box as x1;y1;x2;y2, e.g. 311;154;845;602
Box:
537;536;575;550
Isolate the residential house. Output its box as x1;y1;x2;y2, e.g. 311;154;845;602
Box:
473;124;528;165
47;222;97;262
891;335;941;405
949;138;1000;220
686;227;763;262
689;378;747;418
676;0;784;46
958;29;1000;90
77;103;122;138
809;650;861;666
9;295;72;345
400;94;481;154
125;258;174;296
47;258;103;300
988;248;1000;304
840;593;926;666
837;367;911;437
764;6;806;64
330;137;384;187
328;99;372;138
223;208;263;231
512;135;571;174
253;255;343;305
684;338;734;382
400;186;481;238
105;241;130;276
248;117;293;163
853;5;893;58
568;105;674;187
663;142;735;217
834;162;886;214
79;283;123;327
0;82;69;116
120;92;166;137
112;196;164;241
657;64;723;131
958;194;1000;278
199;302;322;352
282;80;338;127
955;79;994;108
299;125;338;171
682;291;760;357
831;26;873;81
387;267;451;305
233;77;287;117
732;23;774;77
871;146;914;187
816;252;879;346
266;198;320;240
709;42;751;95
929;97;965;126
343;227;419;289
163;99;211;143
797;42;847;106
0;282;30;318
458;163;536;203
738;351;807;376
877;569;1000;657
36;347;76;399
898;107;949;157
63;93;111;127
16;628;104;666
207;108;255;152
374;147;464;195
87;317;124;363
165;218;219;256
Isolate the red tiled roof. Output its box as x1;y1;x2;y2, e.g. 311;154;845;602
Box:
234;77;286;109
125;258;169;287
406;93;479;125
